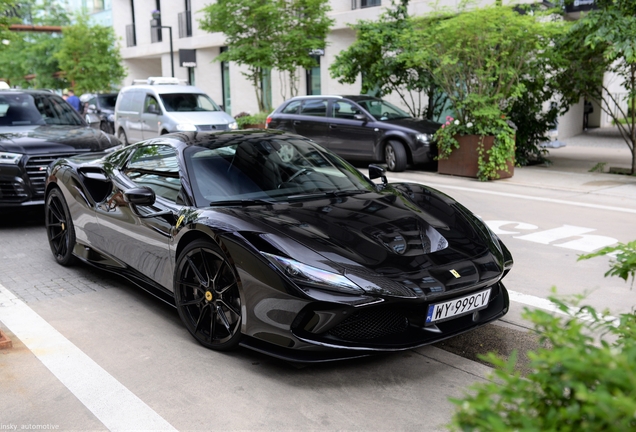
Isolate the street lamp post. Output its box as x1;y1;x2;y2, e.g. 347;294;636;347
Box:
150;12;174;78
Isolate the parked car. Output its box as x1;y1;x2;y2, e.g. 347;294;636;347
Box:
44;129;512;362
114;76;237;145
0;89;120;211
266;95;441;172
83;92;119;135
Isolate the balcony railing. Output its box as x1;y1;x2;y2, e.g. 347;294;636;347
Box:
125;24;136;47
178;10;192;38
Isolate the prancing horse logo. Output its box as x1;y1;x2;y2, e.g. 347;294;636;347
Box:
449;269;461;278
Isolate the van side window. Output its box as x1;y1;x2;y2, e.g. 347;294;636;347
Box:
144;95;159;113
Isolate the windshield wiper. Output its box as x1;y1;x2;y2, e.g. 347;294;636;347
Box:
287;189;368;200
209;198;275;207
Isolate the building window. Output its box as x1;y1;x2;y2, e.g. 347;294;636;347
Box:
178;0;192;38
360;0;381;8
151;0;162;43
188;67;195;86
306;56;321;95
221;47;231;114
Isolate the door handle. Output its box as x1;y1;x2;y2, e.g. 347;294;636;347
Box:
329;124;337;129
293;120;301;125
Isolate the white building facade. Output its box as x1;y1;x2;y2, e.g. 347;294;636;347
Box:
112;0;604;139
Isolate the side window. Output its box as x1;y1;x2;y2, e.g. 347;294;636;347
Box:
282;100;301;114
332;101;361;119
300;99;327;117
124;145;182;203
144;95;159;113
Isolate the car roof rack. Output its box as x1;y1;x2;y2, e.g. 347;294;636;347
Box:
132;77;188;86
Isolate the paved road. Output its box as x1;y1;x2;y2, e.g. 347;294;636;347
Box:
1;127;634;430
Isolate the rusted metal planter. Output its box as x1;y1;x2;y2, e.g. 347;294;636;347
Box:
437;134;514;179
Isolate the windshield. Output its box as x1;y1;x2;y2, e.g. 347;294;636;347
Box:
0;93;84;126
356;99;411;121
97;94;118;110
159;93;221;112
184;135;375;207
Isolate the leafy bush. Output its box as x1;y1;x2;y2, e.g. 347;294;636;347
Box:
450;240;636;431
450;299;636;431
234;112;269;128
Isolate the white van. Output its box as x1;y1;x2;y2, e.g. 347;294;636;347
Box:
114;77;237;144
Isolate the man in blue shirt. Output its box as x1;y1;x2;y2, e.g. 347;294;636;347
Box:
66;89;81;112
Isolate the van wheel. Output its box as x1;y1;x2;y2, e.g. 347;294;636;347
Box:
117;129;128;145
385;140;407;172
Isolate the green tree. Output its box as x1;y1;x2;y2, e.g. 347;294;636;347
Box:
54;15;125;94
200;0;332;112
0;0;70;89
273;0;333;99
557;0;636;175
330;0;442;119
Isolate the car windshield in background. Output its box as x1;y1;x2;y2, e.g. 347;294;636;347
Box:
97;95;118;110
184;136;374;207
160;93;221;112
357;99;411;121
0;93;83;127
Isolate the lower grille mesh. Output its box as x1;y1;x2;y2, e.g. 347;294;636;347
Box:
328;309;408;341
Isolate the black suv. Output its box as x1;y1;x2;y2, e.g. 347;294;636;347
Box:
0;89;120;210
266;95;440;171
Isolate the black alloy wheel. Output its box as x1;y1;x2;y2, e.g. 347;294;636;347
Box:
385;140;407;172
45;188;77;266
174;239;242;350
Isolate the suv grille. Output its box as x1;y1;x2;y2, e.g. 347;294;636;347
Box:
25;154;76;198
0;180;28;201
328;309;409;341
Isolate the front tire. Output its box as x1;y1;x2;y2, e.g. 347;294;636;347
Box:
117;129;128;145
174;239;242;350
45;188;77;266
385;140;407;172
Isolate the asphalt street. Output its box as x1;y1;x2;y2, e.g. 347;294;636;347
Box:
1;127;635;430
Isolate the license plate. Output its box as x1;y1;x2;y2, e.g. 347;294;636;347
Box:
426;288;491;324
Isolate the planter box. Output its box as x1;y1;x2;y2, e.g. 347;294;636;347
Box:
437;134;514;179
240;123;266;129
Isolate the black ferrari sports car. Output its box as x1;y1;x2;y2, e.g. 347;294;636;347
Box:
44;130;512;362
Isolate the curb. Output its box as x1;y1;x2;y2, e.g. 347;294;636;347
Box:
0;329;12;349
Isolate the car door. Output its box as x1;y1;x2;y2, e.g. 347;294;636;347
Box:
291;98;330;147
95;143;183;288
327;99;379;159
141;94;161;140
124;90;146;143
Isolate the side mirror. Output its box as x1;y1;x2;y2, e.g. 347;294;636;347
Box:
147;104;160;115
88;104;97;112
123;186;156;206
85;113;101;127
353;113;367;121
368;164;387;185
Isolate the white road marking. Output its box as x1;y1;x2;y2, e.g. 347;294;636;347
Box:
387;177;636;214
507;289;618;325
0;284;177;432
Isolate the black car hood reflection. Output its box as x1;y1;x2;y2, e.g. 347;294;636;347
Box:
0;125;116;154
379;117;441;134
218;186;498;297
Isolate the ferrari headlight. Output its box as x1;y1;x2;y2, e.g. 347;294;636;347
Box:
416;133;433;143
176;123;197;132
0;152;22;164
262;253;363;295
228;121;238;130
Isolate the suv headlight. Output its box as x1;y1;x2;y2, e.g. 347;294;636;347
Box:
0;152;22;164
416;133;433;143
228;121;238;130
176;123;197;132
262;253;363;295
